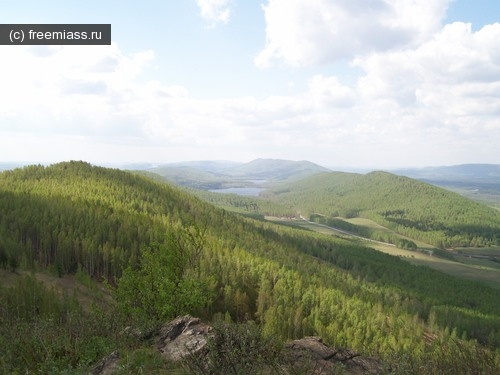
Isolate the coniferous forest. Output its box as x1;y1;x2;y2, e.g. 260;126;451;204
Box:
0;161;499;373
263;171;500;248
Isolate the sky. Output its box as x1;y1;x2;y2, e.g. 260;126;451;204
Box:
1;0;499;169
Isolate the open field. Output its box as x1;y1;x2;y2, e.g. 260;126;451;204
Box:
454;246;500;256
344;217;437;250
267;216;500;290
452;246;500;273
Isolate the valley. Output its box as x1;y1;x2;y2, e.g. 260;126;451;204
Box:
0;160;499;373
268;216;500;290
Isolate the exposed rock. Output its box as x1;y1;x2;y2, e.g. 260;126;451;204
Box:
89;350;120;375
91;317;386;374
155;315;213;362
283;336;386;375
153;317;386;374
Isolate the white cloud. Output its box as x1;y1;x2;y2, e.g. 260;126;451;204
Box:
255;0;449;68
1;16;500;168
355;22;500;119
0;42;359;164
195;0;233;27
0;44;173;140
307;75;356;108
347;21;500;166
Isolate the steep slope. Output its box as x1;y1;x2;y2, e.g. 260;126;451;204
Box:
1;161;500;373
266;171;500;248
0;161;218;279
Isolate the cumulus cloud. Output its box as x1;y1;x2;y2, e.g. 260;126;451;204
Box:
195;0;233;27
1;13;500;167
307;75;356;108
255;0;449;68
345;21;500;166
0;41;358;163
355;22;500;119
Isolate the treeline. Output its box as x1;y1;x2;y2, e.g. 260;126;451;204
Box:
265;171;500;248
1;162;499;372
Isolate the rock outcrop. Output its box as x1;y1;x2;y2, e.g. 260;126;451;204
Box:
155;315;213;362
91;316;386;374
153;316;386;374
283;336;385;374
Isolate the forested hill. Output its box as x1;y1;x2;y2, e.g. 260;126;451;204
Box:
265;171;500;248
1;161;500;372
220;158;330;180
0;161;220;279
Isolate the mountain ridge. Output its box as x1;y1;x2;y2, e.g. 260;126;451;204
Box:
393;163;500;182
146;158;330;189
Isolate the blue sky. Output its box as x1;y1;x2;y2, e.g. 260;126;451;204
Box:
1;0;499;168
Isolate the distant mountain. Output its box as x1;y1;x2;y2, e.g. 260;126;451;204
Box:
220;158;331;180
159;160;241;173
146;159;330;190
392;164;500;207
147;165;234;190
393;164;500;183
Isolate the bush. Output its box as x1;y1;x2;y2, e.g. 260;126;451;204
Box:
183;321;283;374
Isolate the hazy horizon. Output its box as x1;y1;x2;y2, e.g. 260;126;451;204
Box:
2;158;500;175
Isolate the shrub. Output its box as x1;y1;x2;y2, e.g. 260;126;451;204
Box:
183;321;283;374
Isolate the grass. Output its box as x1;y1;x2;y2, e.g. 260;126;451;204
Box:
113;348;180;374
267;216;500;290
454;246;500;256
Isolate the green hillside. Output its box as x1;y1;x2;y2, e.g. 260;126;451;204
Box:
0;161;211;280
0;162;499;373
265;171;500;248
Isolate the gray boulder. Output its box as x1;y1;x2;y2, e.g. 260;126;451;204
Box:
155;315;213;362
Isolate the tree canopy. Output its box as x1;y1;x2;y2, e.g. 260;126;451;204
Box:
1;161;499;372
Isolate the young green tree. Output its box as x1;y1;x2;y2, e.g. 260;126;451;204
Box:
115;227;211;324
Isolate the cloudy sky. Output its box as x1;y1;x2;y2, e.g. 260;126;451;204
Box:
1;1;499;169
